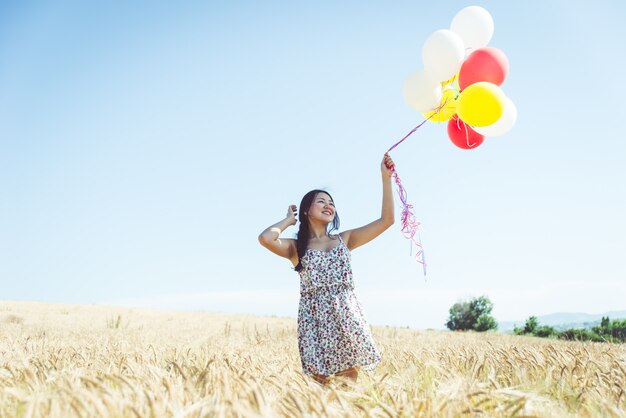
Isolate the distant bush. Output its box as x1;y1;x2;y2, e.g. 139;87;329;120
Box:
514;317;556;338
590;317;626;342
558;328;603;343
516;315;625;343
446;296;497;332
534;325;557;338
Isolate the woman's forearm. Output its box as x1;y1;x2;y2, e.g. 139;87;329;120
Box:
381;176;395;227
258;217;294;245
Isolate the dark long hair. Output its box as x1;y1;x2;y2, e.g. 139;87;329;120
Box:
294;189;340;272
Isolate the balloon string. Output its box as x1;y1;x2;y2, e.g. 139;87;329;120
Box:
387;118;431;153
455;115;477;148
384;98;451;275
386;118;435;277
387;97;447;153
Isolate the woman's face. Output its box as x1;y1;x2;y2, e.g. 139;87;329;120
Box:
307;192;336;224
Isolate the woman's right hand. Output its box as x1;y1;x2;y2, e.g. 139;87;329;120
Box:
286;204;298;226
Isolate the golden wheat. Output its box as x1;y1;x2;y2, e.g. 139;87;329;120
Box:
1;300;624;417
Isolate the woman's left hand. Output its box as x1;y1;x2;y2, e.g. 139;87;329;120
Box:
381;153;395;179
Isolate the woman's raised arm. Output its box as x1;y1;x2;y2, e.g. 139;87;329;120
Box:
341;154;395;251
258;205;299;265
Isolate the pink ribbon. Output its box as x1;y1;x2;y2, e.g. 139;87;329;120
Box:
386;117;435;276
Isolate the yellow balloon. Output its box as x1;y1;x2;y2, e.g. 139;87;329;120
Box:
456;82;506;127
423;88;457;123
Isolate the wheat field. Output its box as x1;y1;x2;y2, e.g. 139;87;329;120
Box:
1;301;624;417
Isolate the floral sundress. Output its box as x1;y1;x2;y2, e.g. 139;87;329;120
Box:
297;234;381;376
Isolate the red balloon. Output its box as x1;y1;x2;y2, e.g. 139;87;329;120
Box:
447;117;484;149
458;47;509;90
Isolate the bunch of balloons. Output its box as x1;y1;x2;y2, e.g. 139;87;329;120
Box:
402;6;517;149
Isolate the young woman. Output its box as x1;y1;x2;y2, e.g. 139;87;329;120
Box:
258;153;395;384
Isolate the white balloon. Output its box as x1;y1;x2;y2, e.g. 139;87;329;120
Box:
473;97;517;136
422;29;465;82
402;69;442;113
450;6;494;50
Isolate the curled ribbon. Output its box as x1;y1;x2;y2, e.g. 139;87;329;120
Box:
388;164;427;276
386;113;438;276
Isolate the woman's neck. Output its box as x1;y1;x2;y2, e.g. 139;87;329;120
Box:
308;222;328;239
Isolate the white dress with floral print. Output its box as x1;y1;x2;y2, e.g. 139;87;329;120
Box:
297;234;381;376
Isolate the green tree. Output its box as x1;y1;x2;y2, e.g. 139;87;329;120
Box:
445;295;498;332
523;316;539;334
600;316;610;329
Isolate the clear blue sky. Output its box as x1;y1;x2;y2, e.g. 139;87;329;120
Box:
2;1;625;329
